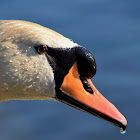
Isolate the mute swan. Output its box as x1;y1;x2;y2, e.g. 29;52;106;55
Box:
0;20;127;132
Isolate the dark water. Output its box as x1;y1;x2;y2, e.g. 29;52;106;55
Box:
0;0;140;140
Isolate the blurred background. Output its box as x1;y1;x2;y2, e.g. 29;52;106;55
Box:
0;0;140;140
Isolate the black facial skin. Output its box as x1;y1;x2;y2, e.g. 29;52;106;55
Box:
34;45;126;131
45;46;96;89
46;47;76;88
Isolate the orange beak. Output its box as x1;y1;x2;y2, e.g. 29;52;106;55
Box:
58;62;127;131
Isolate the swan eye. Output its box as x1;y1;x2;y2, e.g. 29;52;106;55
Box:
35;45;48;54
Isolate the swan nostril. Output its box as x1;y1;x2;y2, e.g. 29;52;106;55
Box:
86;88;93;94
80;75;93;94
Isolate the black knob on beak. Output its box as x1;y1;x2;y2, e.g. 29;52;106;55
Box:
75;46;96;78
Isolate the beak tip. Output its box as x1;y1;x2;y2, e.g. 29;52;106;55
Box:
122;117;127;126
119;116;127;133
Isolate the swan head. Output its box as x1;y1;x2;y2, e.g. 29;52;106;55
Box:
0;20;127;131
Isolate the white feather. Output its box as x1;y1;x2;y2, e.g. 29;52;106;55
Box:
0;20;78;102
